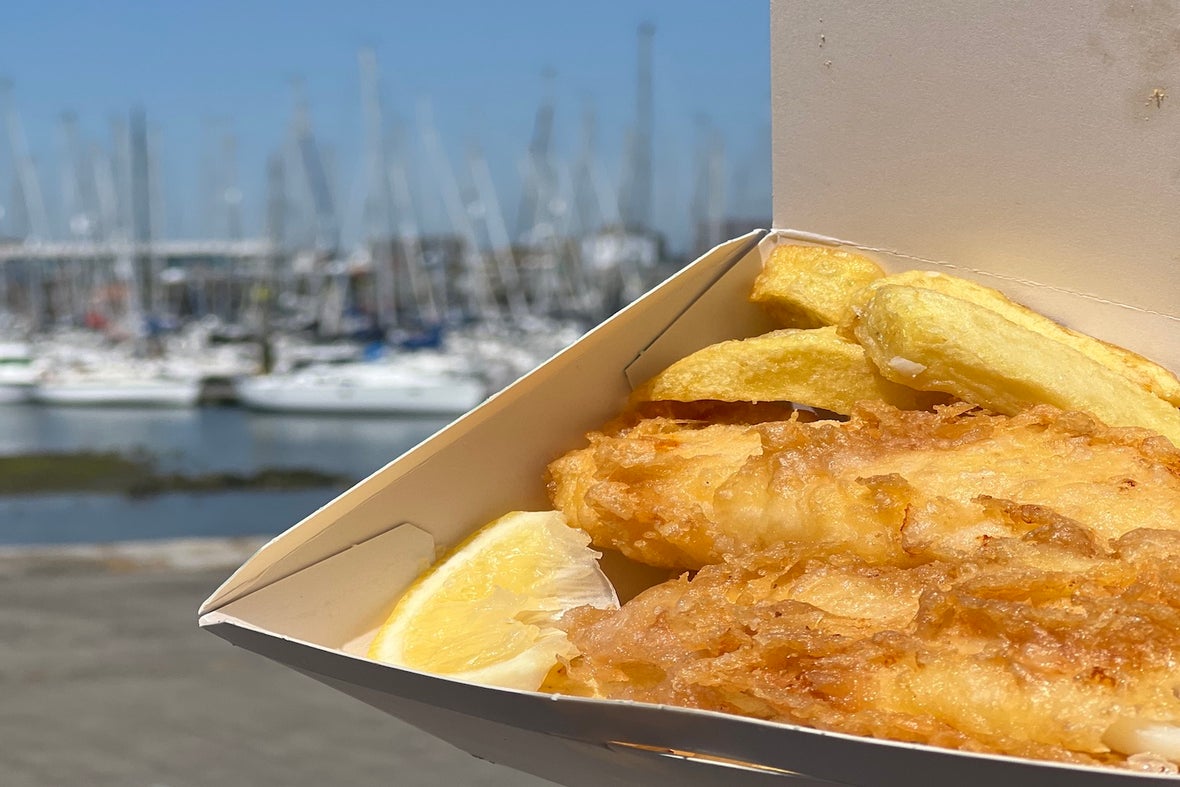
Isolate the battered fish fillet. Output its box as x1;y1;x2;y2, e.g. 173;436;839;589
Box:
558;524;1180;769
546;402;1180;570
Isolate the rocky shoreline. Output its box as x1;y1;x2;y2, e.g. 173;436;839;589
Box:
0;450;356;498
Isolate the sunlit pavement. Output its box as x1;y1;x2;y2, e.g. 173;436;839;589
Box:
0;560;556;787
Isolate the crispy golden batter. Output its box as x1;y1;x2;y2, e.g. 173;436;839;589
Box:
547;402;1180;570
559;525;1180;768
549;417;764;569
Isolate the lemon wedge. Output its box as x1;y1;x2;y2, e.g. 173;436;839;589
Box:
368;510;618;690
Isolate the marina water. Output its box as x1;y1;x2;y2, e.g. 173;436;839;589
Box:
0;403;453;545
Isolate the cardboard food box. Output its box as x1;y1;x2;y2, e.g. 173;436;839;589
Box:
200;3;1180;785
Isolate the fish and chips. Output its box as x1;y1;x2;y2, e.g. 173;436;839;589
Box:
373;242;1180;773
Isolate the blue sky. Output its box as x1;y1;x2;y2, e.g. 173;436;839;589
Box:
0;1;771;252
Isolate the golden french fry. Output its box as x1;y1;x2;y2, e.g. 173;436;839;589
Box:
634;325;948;415
851;284;1180;445
839;270;1180;407
750;244;884;328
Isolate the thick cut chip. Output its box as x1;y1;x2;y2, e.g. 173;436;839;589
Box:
851;284;1180;446
750;244;885;328
839;269;1180;407
633;325;947;414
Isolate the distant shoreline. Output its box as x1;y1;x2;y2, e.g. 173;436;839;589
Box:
0;450;357;498
0;534;270;575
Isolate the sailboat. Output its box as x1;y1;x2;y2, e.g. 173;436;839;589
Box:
31;337;202;408
33;361;201;407
29;263;204;409
235;55;486;417
234;347;486;415
31;112;204;409
0;340;39;403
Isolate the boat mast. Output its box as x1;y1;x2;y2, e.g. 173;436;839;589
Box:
107;117;135;334
553;152;592;320
388;118;441;327
60;112;98;324
92;141;117;242
1;82;50;241
619;22;655;235
515;69;557;243
127;108;153;324
289;79;343;337
571;102;613;236
466;139;528;322
124;109;150;341
570;102;621;320
290;79;339;255
516;70;563;316
357;47;398;332
217;124;245;326
90;132;120;330
691;116;726;257
1;81;50;332
148;123;167;314
260;153;284;372
417;100;495;322
220;128;243;242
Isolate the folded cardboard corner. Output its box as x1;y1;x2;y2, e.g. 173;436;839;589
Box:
199;230;767;618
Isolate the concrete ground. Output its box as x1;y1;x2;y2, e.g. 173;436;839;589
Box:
0;541;556;787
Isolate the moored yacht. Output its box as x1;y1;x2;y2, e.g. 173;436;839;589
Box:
31;356;202;408
0;341;39;403
235;351;486;415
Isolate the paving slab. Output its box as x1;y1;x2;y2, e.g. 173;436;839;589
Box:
0;543;557;787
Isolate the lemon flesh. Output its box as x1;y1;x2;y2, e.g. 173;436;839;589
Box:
368;510;618;690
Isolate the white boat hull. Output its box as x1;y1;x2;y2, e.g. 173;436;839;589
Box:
32;379;202;408
0;383;33;404
0;342;38;403
236;372;485;415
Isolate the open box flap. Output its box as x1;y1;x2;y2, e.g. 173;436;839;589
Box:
199;230;766;616
771;1;1180;318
